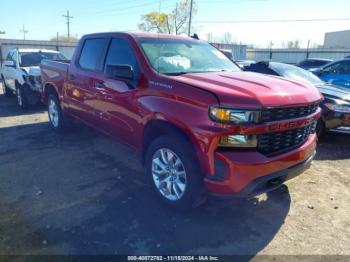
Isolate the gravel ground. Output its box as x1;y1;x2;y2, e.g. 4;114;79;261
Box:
0;84;349;257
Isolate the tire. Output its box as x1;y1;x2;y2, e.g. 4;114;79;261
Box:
1;75;13;97
145;135;206;210
47;93;70;132
16;83;29;109
316;119;326;138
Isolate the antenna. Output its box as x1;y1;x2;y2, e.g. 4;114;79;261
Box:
188;0;194;36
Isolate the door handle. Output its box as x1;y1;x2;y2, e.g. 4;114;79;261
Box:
69;74;76;80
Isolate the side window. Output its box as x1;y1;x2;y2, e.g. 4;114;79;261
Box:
11;51;17;62
338;61;350;73
325;62;342;73
6;51;13;61
79;38;107;71
314;61;326;67
104;38;140;77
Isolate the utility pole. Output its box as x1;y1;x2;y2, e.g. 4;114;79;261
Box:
20;25;28;40
306;39;310;59
63;10;73;40
56;32;59;51
188;0;193;36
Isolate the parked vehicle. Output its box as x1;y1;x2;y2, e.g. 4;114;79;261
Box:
245;61;350;136
0;48;67;108
235;60;256;69
312;59;350;89
296;58;333;71
219;49;233;61
40;32;322;209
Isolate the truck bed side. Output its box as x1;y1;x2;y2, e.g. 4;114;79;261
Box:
40;59;70;102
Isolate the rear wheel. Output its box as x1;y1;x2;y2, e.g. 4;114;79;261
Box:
146;135;206;210
47;93;70;132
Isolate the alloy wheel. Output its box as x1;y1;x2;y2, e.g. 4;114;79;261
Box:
48;98;59;127
17;88;23;107
151;148;187;201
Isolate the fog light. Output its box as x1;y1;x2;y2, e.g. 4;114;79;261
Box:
219;135;257;148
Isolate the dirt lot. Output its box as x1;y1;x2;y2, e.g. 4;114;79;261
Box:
0;85;349;257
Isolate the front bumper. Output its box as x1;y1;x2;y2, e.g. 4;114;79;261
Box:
204;133;317;197
324;111;350;134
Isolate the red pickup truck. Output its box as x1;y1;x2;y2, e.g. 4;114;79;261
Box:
40;32;322;209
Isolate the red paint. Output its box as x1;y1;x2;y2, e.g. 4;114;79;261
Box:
40;32;323;196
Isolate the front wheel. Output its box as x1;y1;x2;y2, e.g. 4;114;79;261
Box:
316;119;326;138
16;84;29;109
1;76;13;97
146;135;206;210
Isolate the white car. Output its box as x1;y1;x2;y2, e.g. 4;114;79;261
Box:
0;48;67;108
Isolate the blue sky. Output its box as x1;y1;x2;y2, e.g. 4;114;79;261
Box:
0;0;349;47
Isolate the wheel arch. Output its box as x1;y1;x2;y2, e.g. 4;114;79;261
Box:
142;118;200;167
42;83;59;104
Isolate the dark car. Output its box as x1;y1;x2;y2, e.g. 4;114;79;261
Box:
296;58;333;71
245;61;350;136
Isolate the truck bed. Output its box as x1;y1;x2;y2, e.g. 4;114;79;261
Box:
40;59;70;97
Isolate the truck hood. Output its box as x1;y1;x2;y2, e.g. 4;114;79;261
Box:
317;83;350;103
21;66;41;76
171;71;322;108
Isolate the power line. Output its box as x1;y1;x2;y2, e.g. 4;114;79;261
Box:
77;1;161;17
19;25;28;40
195;18;350;24
75;2;176;19
73;0;157;14
63;10;73;40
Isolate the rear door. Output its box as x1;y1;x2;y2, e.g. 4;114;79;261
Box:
65;37;109;124
89;37;143;146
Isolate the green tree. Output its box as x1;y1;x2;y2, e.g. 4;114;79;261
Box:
138;0;197;35
287;40;300;49
138;12;172;34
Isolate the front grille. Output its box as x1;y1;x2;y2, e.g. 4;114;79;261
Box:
258;123;316;156
261;103;319;122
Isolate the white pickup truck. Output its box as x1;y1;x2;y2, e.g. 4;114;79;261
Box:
0;48;67;108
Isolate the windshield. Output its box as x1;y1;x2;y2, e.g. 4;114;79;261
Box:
139;39;241;75
19;52;67;67
269;62;324;85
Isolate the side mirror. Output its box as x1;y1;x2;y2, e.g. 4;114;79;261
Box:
4;60;15;67
105;64;133;81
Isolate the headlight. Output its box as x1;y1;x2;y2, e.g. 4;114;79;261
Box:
219;135;257;148
325;101;350;113
209;106;260;124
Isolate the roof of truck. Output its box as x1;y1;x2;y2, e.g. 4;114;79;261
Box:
82;32;203;42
